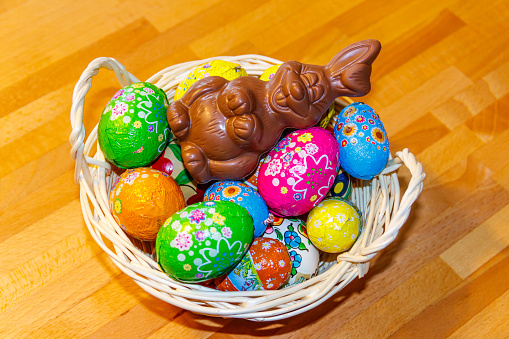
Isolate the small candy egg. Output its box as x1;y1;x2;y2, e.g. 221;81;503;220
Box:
333;102;390;180
258;127;340;217
263;218;319;287
215;238;292;291
151;137;203;204
204;181;270;237
156;201;254;283
98;82;170;169
259;64;282;81
109;168;185;241
174;60;248;100
330;169;352;200
307;197;362;253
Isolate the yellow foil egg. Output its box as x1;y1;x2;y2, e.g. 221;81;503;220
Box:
259;64;282;81
174;60;248;100
307;197;361;253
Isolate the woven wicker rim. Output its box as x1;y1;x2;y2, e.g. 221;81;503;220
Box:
69;56;425;321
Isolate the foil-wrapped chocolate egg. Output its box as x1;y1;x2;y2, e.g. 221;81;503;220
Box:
330;169;352;200
174;60;248;100
98;82;170;169
258;127;340;217
156;201;254;283
204;181;270;237
307;197;362;253
215;238;292;291
109;168;185;241
333;102;390;179
263;218;319;287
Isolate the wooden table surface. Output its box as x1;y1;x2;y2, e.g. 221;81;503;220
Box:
1;0;509;337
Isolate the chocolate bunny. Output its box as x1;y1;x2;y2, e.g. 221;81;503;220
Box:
167;39;381;183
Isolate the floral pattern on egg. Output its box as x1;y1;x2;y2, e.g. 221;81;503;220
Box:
258;127;340;217
155;201;254;283
263;218;319;287
204;181;270;237
333;102;390;180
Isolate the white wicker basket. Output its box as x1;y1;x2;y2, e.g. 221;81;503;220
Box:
69;56;425;322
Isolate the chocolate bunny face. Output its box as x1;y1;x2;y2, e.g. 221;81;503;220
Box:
167;39;381;183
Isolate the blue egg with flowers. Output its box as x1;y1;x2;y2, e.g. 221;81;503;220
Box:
204;181;271;237
333;102;390;180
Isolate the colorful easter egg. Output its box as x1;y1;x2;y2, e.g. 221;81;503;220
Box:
258;127;340;217
330;169;352;200
204;181;270;237
259;64;282;81
98;82;170;169
307;197;362;253
263;218;319;287
109;168;185;241
156;201;254;283
151;137;204;204
333;102;390;180
215;238;292;291
174;60;248;100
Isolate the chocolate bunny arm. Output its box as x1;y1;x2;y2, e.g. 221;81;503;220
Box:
167;39;381;183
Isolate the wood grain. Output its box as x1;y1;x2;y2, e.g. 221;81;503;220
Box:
1;0;508;337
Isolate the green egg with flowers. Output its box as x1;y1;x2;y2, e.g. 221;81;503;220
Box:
98;82;171;169
156;201;254;283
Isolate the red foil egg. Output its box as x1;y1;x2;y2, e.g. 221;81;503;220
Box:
215;238;292;291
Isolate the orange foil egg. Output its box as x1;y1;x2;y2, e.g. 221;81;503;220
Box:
109;167;185;241
215;238;292;291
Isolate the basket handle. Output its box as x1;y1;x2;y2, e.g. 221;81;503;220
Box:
69;57;140;186
337;148;425;263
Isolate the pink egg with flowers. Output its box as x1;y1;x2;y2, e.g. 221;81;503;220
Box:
258;127;340;217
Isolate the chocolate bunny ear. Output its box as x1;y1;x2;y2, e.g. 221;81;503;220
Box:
326;39;381;97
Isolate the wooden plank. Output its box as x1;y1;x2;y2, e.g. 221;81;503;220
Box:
188;0;320;58
0;142;74;211
372;9;466;81
441;204;509;279
0;83;74;147
389;112;451;155
380;67;473;137
249;0;363;58
149;312;232;339
89;302;183;339
0;200;85;275
0;0;143;92
414;124;484;183
0;251;118;338
471;128;509;173
124;0;224;33
24;274;155;337
431;79;497;130
0;18;159;119
464;92;509;143
449;289;509;339
0;170;79;243
329;258;461;339
390;247;509;338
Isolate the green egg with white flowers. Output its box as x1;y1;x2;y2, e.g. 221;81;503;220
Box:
98;82;171;169
156;201;254;283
